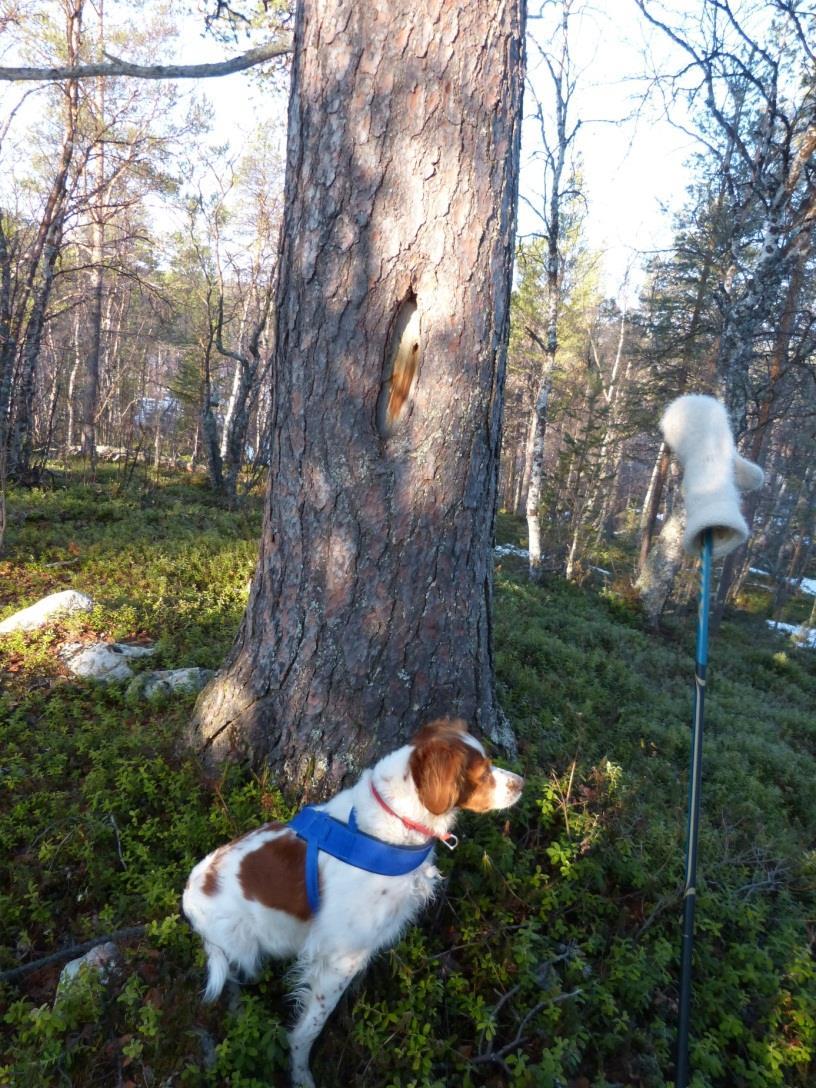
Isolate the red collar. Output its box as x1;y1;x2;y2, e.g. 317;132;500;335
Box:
370;782;458;850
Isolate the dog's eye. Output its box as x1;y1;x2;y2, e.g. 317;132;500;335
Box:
481;767;492;781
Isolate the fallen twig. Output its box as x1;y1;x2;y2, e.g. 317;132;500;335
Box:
0;925;146;984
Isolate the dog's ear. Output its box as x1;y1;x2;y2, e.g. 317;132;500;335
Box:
409;732;467;815
410;716;468;746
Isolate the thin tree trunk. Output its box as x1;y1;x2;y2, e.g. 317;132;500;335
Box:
7;5;81;480
200;315;224;495
638;443;671;571
712;237;813;622
771;468;815;616
636;506;686;627
81;216;105;467
81;6;107;470
9;213;65;478
514;405;535;515
525;363;554;580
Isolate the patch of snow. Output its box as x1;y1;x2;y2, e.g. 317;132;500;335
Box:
0;590;93;634
749;567;770;576
134;395;180;429
494;543;529;559
591;566;611;577
766;620;816;649
797;577;816;597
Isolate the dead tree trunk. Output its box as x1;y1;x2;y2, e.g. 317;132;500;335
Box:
190;0;526;796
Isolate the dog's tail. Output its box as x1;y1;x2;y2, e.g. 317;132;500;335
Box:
202;941;231;1002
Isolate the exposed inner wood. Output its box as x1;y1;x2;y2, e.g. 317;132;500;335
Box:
378;295;420;436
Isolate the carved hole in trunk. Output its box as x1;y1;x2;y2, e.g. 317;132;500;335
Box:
378;294;420;438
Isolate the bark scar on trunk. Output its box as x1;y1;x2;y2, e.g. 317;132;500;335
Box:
378;291;420;437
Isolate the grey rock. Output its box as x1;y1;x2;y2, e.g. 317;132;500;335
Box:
60;641;155;682
0;590;93;634
127;666;214;699
56;942;120;1002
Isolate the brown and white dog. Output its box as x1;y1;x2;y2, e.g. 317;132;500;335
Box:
183;717;523;1088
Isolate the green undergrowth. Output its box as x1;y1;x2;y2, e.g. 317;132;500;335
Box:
1;475;814;1087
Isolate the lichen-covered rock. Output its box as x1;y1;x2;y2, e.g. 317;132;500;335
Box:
56;941;120;1002
0;590;93;634
127;666;214;700
59;641;155;682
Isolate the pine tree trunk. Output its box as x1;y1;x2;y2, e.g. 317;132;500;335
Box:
190;0;526;795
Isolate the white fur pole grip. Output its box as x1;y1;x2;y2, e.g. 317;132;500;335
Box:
660;394;764;559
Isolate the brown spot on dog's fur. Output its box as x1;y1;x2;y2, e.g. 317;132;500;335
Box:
409;719;502;815
456;755;498;812
238;829;314;921
410;719;481;815
410;717;468;747
200;841;231;896
201;823;282;896
202;864;220;896
410;736;467;814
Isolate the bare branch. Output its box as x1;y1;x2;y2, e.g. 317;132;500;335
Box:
0;926;147;984
0;38;291;82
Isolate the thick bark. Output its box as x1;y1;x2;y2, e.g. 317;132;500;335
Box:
191;0;526;795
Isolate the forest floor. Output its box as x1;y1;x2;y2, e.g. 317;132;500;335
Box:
1;468;814;1088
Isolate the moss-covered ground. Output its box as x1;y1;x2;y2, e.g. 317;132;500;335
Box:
1;472;814;1087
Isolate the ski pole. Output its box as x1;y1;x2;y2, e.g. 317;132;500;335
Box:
675;526;713;1088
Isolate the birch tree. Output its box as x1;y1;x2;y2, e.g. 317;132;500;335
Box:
520;0;582;581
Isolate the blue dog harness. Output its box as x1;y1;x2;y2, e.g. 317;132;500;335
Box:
288;805;437;915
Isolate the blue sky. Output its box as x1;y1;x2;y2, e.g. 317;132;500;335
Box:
1;1;696;301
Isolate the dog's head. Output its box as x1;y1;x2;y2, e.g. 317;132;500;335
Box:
408;717;524;816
